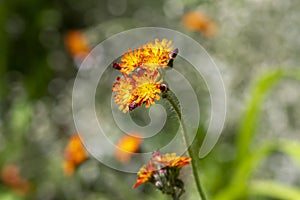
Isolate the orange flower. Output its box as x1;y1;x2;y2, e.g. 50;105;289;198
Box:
132;159;156;188
1;164;31;196
112;70;164;112
154;153;191;168
140;38;173;71
118;38;174;74
112;75;135;113
114;133;143;163
64;30;90;61
182;11;217;38
132;150;191;190
131;70;163;108
63;134;88;176
112;38;177;112
119;48;144;74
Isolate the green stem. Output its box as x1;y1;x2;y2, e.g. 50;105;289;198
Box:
172;194;179;200
165;93;207;200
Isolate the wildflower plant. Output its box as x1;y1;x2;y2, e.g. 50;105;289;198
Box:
111;38;206;199
73;28;226;199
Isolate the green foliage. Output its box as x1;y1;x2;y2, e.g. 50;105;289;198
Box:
214;69;300;200
249;180;300;200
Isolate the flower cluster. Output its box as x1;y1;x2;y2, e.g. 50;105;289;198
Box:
133;150;191;199
63;134;88;176
112;38;178;112
112;39;192;199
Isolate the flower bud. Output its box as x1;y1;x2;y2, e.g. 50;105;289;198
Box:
169;48;179;59
112;62;122;70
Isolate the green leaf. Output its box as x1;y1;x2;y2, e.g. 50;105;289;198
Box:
236;69;283;162
278;140;300;169
215;68;300;200
249;180;300;200
214;142;276;200
236;68;300;162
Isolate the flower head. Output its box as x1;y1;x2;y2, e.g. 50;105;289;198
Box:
154;152;191;168
140;38;173;71
112;69;165;112
119;48;144;74
117;38;175;74
132;159;156;188
133;150;191;199
131;70;163;108
63;134;88;176
114;133;143;163
112;75;135;113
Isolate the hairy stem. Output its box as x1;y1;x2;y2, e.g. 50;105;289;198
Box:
166;93;207;200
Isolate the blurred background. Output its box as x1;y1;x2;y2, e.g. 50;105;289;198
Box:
0;0;300;199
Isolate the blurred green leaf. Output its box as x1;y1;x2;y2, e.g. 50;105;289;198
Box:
278;140;300;169
249;180;300;200
236;69;283;162
0;191;23;200
216;68;300;200
214;142;276;200
237;68;300;162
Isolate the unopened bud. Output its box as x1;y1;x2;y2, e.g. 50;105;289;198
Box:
169;48;179;59
129;101;138;111
159;84;168;92
112;62;122;70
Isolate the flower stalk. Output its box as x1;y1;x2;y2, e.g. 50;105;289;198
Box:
165;93;207;200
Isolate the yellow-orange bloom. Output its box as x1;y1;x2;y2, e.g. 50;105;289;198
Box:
140;38;173;71
112;75;135;113
119;38;174;74
63;134;88;176
1;164;31;196
154;153;191;168
114;133;143;163
182;11;217;38
64;30;90;61
131;70;163;108
132;159;156;188
119;48;144;74
133;151;191;189
112;70;164;112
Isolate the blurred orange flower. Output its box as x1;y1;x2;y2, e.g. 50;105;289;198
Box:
64;30;90;61
1;164;31;196
182;11;218;38
114;133;143;163
63;134;88;176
